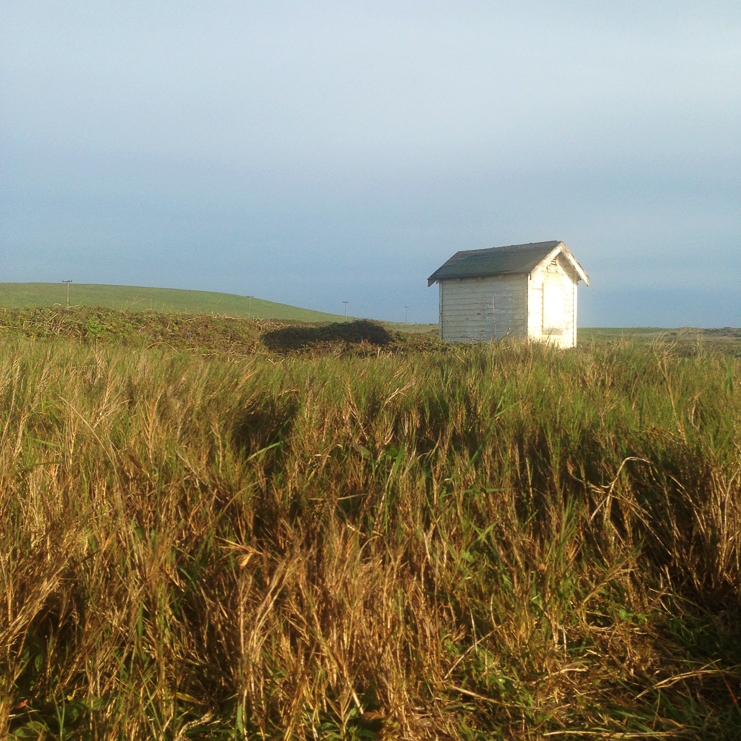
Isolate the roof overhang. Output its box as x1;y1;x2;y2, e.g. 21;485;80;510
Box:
427;240;590;286
541;242;590;285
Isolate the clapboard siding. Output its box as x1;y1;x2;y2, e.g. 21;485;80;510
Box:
440;274;527;342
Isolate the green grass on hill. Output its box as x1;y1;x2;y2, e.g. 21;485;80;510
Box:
0;283;439;335
0;283;347;323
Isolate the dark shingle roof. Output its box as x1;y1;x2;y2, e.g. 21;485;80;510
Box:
428;241;562;285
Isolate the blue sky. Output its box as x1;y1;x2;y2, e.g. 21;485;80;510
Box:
2;1;739;326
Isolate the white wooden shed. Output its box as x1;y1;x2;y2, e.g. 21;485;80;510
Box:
428;241;589;348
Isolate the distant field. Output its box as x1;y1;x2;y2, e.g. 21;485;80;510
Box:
0;282;347;323
0;283;438;334
1;285;736;343
580;326;741;348
379;321;438;334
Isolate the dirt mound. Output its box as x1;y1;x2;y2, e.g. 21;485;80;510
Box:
261;319;395;351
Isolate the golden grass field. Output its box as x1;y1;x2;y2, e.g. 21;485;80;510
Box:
1;307;740;739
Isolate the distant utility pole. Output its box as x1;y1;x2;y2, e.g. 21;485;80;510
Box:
343;301;349;320
404;306;409;324
247;295;253;317
62;280;72;307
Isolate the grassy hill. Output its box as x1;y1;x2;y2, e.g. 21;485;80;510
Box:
0;283;438;334
0;282;347;323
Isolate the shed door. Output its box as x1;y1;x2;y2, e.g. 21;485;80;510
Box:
542;280;565;335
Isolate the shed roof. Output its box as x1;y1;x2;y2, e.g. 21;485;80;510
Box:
427;240;589;286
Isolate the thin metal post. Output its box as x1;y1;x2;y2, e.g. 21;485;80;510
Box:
343;301;349;320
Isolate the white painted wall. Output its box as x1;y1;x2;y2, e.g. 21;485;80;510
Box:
439;274;528;342
527;253;578;348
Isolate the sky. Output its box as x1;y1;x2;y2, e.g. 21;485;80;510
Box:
1;0;740;326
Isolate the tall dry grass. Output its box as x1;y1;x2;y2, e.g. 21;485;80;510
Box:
1;338;740;739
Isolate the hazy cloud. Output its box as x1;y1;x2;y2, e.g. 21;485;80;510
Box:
2;1;740;324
